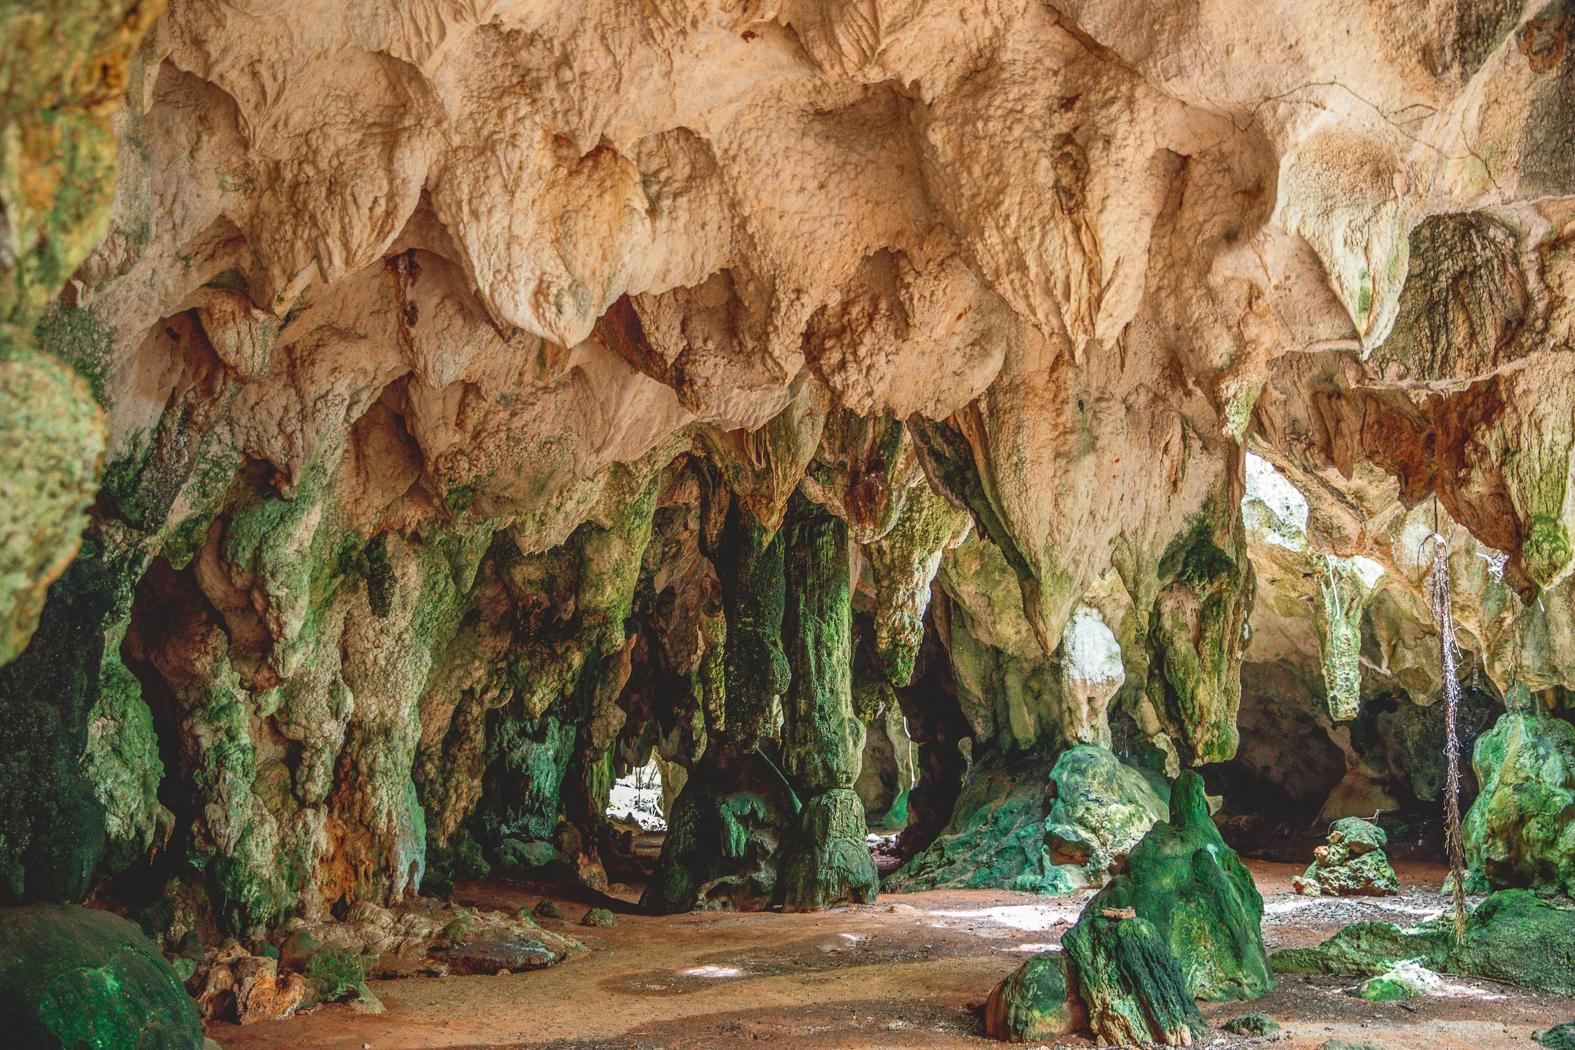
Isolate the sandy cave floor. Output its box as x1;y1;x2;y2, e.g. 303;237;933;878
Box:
213;860;1574;1050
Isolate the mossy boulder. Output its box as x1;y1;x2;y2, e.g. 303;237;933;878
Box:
1463;711;1575;896
887;749;1074;894
983;951;1084;1042
580;907;615;928
889;745;1164;895
1293;817;1399;897
1537;1021;1575;1049
1061;907;1205;1047
303;945;368;1002
640;749;795;913
1089;770;1272;1001
0;904;203;1049
1272;889;1575;996
1044;745;1169;877
780;789;880;911
1222;1012;1280;1035
1358;960;1439;1001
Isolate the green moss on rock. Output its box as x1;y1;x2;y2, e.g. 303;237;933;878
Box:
1089;770;1272;1001
983;951;1083;1042
1145;513;1254;765
1272;889;1575;997
0;904;203;1050
1061;907;1205;1047
1464;711;1575;896
1293;818;1400;897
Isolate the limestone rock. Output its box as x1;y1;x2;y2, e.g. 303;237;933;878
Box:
1090;771;1273;1002
1044;745;1170;880
1293;818;1400;897
1273;889;1575;997
0;904;203;1050
7;0;1575;985
291;900;580;978
1061;907;1204;1048
641;750;795;914
1358;960;1440;1002
982;951;1084;1043
190;943;309;1024
891;744;1165;895
1222;1013;1281;1036
1464;711;1575;896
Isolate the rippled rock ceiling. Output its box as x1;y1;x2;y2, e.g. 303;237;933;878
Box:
3;0;1575;942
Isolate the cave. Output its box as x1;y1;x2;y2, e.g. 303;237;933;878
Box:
5;3;1575;1049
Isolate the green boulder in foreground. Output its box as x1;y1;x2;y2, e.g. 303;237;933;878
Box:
985;770;1270;1045
982;951;1084;1042
1293;817;1399;897
0;904;203;1049
1273;889;1575;996
1063;908;1204;1047
1537;1021;1575;1048
1093;769;1272;1001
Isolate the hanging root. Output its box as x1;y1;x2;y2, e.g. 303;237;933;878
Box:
1428;531;1469;944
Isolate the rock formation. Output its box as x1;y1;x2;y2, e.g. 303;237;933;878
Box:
1273;889;1575;998
3;0;1575;1038
1293;817;1401;897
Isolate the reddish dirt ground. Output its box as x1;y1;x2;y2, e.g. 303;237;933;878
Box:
213;859;1575;1049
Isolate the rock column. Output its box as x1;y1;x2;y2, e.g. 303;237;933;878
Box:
641;500;795;912
779;495;879;910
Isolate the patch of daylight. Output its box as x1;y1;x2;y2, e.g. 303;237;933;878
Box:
606;757;666;831
681;964;745;979
925;905;1081;931
1432;979;1509;1001
1007;942;1062;953
1243;452;1310;551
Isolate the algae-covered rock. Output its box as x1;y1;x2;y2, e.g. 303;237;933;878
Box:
1061;906;1205;1048
889;744;1165;895
533;898;566;920
1463;711;1575;896
0;904;203;1049
778;497;879;910
1293;817;1399;897
1272;889;1575;997
982;951;1084;1042
640;749;795;913
1092;769;1272;1001
779;788;880;911
1537;1021;1575;1049
0;351;105;668
1222;1012;1280;1035
1358;960;1439;1001
887;749;1074;894
580;907;615;927
1045;745;1170;878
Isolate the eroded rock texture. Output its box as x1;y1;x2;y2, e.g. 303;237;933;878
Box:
3;0;1575;972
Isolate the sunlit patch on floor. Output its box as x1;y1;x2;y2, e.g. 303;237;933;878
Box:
681;964;745;979
1007;942;1061;953
924;904;1082;932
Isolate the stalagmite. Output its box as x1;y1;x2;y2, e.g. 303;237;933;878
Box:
778;495;880;910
